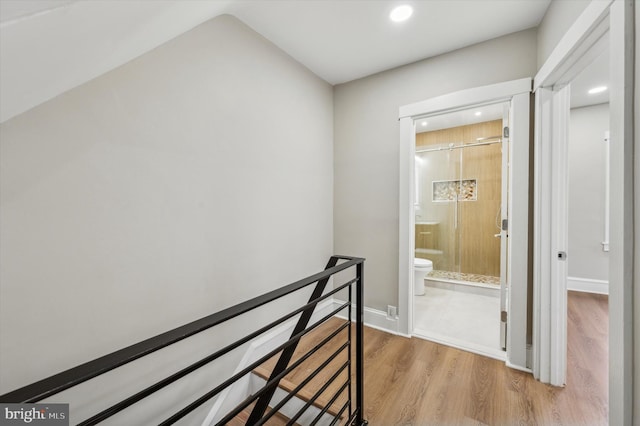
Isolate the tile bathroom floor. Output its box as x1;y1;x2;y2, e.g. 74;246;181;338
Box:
413;285;504;359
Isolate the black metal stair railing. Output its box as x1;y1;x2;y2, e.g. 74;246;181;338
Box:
0;255;367;426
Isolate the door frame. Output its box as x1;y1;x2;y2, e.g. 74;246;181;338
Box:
398;77;532;370
532;0;635;423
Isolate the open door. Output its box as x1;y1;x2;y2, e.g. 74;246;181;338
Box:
398;78;532;371
499;104;510;351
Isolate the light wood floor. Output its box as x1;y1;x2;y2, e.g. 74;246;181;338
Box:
361;291;608;425
257;291;608;425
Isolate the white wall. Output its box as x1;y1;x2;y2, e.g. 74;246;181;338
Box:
333;29;537;312
536;0;591;69
0;14;334;423
567;103;610;290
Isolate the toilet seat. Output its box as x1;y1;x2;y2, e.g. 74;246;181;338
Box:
414;258;433;269
413;258;432;296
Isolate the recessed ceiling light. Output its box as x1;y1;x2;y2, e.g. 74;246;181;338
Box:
474;111;482;116
588;86;607;94
390;5;413;22
421;121;428;127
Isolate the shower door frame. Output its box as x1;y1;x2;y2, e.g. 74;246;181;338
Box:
398;78;532;370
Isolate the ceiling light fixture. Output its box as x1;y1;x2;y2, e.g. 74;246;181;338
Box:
390;5;413;22
588;86;607;94
421;121;428;127
474;111;482;116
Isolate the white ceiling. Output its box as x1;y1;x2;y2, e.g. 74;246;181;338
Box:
0;0;554;123
228;0;551;85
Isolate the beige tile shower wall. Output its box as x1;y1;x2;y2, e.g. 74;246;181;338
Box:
415;119;502;277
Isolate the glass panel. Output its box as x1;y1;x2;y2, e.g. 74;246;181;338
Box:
414;147;460;273
414;104;504;285
458;142;502;278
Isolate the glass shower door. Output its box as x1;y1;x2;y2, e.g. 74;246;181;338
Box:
457;141;503;279
416;138;503;280
415;104;505;283
415;146;462;274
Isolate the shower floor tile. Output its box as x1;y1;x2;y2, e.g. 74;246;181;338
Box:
413;286;503;359
427;270;500;285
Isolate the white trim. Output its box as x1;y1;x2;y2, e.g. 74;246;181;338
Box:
567;277;609;295
412;329;506;361
602;131;610;252
551;85;570;387
533;1;613;388
506;91;532;370
607;2;635;425
505;360;533;374
533;2;635;424
499;103;509;351
398;117;415;336
534;0;613;90
398;78;532;371
533;68;571;388
533;86;552;384
399;78;531;119
533;82;571;387
333;299;407;337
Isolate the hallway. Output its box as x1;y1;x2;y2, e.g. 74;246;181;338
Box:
259;291;608;424
361;290;607;424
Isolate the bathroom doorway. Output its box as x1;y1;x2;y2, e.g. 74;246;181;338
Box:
399;78;531;370
412;102;508;360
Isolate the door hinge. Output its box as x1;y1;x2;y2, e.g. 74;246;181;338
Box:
501;219;508;231
503;126;509;138
501;311;508;322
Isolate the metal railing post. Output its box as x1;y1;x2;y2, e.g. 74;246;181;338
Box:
356;261;367;425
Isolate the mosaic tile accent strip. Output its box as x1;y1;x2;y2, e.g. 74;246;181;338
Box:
433;179;477;201
427;269;500;285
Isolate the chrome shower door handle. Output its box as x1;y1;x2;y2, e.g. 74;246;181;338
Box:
454;194;458;229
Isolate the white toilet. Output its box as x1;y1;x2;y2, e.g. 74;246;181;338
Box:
414;258;433;296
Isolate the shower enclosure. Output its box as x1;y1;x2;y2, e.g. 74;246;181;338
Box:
414;117;504;286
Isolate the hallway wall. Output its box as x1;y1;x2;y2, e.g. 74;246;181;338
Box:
333;29;537;312
568;103;610;289
536;0;590;69
0;14;333;423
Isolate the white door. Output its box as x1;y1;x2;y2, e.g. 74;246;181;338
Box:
499;104;510;351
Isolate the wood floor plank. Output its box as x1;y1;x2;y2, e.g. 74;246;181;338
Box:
250;291;607;425
227;401;300;426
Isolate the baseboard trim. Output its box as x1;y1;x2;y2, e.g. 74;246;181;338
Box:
332;299;408;337
506;360;533;374
567;277;609;295
412;328;506;361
